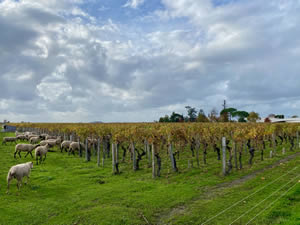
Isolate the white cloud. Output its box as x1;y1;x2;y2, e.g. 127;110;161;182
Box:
1;0;300;122
123;0;145;9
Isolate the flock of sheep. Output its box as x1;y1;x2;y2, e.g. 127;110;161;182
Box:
2;131;96;194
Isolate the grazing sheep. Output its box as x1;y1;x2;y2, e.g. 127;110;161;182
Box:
46;135;57;140
35;144;50;165
88;138;98;145
40;134;48;140
7;161;33;194
16;135;26;141
26;135;39;141
60;140;72;153
40;138;61;148
2;137;17;145
14;144;40;158
30;136;40;144
68;142;85;155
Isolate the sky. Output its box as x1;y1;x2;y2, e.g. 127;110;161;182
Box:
0;0;300;123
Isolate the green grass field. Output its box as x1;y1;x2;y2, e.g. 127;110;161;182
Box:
0;132;299;225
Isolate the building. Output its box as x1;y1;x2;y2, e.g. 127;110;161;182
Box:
258;117;300;123
1;124;17;132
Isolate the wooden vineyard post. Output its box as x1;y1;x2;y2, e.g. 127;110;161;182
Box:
97;138;100;167
146;140;151;168
196;140;200;168
233;141;238;170
93;139;97;157
115;143;119;174
112;143;116;174
272;133;276;155
132;142;137;171
78;137;82;157
222;137;226;176
168;143;178;172
297;131;299;149
102;138;105;167
85;138;90;161
152;143;156;178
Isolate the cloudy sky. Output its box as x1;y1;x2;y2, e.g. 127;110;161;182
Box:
1;0;300;122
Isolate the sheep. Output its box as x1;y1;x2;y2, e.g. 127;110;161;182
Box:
40;134;48;140
60;140;72;153
40;138;61;148
68;142;85;155
2;137;17;145
26;134;39;141
30;136;40;144
35;144;50;165
46;135;57;140
14;144;40;158
7;161;33;194
16;135;26;141
88;138;98;145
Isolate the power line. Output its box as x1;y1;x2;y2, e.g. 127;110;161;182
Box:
245;180;299;225
200;166;298;225
228;174;300;225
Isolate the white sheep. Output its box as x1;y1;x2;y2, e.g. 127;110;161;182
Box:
29;136;40;144
2;137;17;145
16;135;26;141
45;135;57;140
35;144;50;165
40;138;61;148
60;140;72;153
14;144;40;158
68;141;86;155
7;161;33;194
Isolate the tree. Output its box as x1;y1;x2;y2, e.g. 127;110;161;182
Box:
247;112;260;122
197;109;209;122
159;115;170;123
292;115;298;118
208;108;218;122
220;108;237;121
185;106;197;122
232;111;249;122
169;112;184;122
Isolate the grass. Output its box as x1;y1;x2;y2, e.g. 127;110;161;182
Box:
0;132;299;225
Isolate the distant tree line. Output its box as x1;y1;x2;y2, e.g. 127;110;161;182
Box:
158;105;261;123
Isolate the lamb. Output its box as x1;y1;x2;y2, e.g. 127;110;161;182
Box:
60;140;72;153
14;144;40;158
2;137;17;145
29;136;40;144
7;161;33;194
35;144;50;165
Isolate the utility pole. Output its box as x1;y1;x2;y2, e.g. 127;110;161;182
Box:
222;100;227;110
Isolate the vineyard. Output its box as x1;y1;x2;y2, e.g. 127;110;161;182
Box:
0;122;299;224
11;122;300;177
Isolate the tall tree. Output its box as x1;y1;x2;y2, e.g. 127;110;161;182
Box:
185;106;197;122
247;111;260;122
197;109;209;122
169;112;184;122
220;108;237;122
232;111;249;122
208;108;218;122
